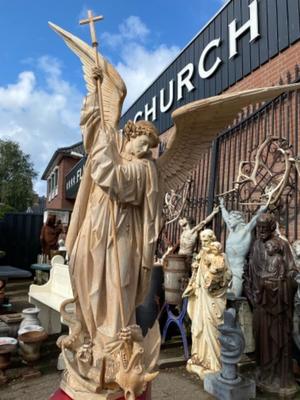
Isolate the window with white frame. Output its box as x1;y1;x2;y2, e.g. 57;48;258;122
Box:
48;167;59;201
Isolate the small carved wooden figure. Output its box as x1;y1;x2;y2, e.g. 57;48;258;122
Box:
183;229;231;379
178;206;219;257
244;212;298;397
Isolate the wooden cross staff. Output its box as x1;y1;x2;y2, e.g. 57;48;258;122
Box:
80;10;126;329
79;10;105;131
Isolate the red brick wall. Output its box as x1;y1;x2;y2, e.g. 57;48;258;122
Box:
46;157;78;210
226;41;300;93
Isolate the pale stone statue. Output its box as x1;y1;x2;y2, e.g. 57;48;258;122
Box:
292;239;300;269
219;197;267;297
178;206;220;256
183;229;231;379
49;18;299;400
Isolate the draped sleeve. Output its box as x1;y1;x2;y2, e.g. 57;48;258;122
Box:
90;129;145;205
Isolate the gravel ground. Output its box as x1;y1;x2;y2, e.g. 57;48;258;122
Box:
0;367;213;400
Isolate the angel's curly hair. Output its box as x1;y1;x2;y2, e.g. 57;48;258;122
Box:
124;120;160;148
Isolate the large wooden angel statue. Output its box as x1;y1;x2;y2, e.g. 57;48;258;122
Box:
49;18;300;400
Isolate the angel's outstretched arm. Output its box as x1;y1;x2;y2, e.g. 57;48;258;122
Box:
192;206;220;234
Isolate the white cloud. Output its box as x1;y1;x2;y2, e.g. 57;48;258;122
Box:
117;43;179;111
101;16;179;111
0;56;83;195
119;16;149;40
102;16;149;49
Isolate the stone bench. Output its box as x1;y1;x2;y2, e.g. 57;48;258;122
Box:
29;255;74;334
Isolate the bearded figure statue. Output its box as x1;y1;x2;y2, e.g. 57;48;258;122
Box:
244;212;299;397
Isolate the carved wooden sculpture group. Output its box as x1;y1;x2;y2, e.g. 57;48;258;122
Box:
49;10;300;400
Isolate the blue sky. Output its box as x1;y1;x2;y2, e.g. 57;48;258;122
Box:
0;0;226;194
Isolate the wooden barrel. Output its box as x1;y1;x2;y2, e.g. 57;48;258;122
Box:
164;254;188;305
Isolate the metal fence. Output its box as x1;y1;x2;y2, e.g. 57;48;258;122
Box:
165;68;300;247
0;213;43;270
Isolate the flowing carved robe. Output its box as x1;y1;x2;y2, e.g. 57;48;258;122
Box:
66;118;161;346
186;248;229;375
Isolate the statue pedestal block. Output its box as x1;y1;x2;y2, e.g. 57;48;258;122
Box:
204;373;255;400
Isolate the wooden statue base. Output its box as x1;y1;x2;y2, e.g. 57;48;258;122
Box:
49;380;151;400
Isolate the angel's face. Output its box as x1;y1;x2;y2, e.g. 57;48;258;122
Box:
131;135;152;159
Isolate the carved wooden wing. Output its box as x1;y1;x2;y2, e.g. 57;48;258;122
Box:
157;83;300;194
49;22;127;130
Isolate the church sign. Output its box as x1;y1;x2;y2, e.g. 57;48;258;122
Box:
120;0;300;133
65;156;86;199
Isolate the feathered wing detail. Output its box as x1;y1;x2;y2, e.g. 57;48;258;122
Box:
48;22;127;129
157;83;300;194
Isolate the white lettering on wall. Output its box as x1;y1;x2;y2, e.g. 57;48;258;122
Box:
198;38;222;79
76;168;82;181
177;63;195;100
129;0;261;123
145;96;157;121
228;0;259;59
160;79;174;112
66;164;85;191
134;111;143;122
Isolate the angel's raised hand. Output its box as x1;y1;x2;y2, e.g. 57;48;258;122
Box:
92;66;104;83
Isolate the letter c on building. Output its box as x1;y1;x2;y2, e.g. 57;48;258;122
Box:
198;38;222;79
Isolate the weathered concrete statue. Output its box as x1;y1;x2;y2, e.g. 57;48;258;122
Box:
244;212;298;397
219;197;267;297
183;229;231;379
178;206;219;257
292;239;300;269
49;17;300;400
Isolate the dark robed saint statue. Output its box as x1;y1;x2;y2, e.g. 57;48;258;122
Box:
244;212;299;396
